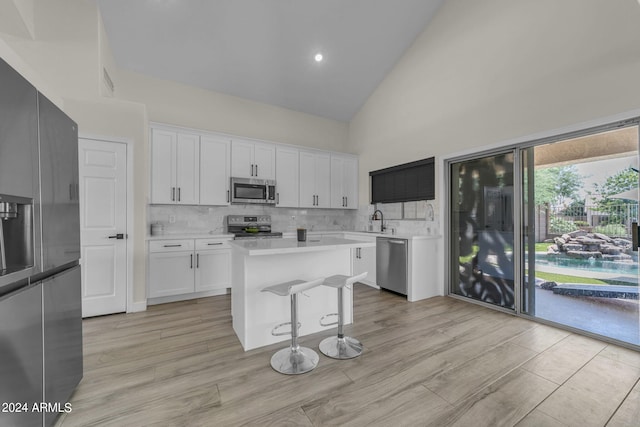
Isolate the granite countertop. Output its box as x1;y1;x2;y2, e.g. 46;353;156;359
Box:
229;236;376;256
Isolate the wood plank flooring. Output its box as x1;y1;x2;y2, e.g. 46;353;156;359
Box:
58;285;640;426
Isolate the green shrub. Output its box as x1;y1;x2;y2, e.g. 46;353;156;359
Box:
549;217;577;234
593;224;627;237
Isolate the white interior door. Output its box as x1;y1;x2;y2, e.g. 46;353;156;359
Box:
78;138;127;317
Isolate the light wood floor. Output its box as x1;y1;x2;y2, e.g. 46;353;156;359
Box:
58;285;640;426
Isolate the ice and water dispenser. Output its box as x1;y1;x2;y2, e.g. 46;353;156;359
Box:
0;194;34;275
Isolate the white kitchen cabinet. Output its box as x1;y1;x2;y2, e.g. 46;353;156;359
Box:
344;233;377;287
299;150;331;208
194;239;231;292
330;154;358;209
200;134;231;205
148;240;195;298
195;249;231;292
150;128;199;204
231;139;275;179
275;146;299;207
148;238;231;303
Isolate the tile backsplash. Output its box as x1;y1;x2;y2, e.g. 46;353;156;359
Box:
148;204;357;235
148;201;439;237
354;201;439;236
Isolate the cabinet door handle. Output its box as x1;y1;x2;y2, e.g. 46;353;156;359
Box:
276;193;280;204
190;253;193;269
171;187;175;202
227;190;230;203
196;253;199;268
163;244;182;248
251;164;254;176
345;196;348;207
207;242;223;246
178;187;181;202
255;164;258;176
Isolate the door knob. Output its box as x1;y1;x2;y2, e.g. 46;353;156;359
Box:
108;233;125;240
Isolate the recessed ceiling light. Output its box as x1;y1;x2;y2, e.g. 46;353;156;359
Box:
314;53;323;63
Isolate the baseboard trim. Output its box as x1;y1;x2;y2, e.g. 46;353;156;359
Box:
128;300;147;313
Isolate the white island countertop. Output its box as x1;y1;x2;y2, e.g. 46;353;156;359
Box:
229;236;375;256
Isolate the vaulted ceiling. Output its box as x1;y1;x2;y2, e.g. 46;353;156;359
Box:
96;0;444;121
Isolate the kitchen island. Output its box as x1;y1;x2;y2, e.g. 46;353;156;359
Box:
230;236;375;351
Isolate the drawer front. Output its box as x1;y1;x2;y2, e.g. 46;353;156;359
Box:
149;239;194;253
195;239;231;250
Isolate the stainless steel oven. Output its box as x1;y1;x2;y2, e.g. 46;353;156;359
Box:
230;177;276;204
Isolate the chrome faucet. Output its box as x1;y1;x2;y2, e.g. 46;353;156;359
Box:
372;209;385;233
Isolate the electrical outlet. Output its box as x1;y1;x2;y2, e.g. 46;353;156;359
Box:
168;215;176;224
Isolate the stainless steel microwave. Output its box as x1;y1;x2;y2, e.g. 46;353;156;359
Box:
230;177;276;204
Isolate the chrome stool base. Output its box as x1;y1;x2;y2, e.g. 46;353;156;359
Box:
270;346;319;375
319;336;363;359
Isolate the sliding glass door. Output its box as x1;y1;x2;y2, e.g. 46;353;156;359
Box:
449;122;640;348
521;125;639;346
450;151;515;309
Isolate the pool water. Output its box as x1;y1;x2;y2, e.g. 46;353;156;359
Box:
535;253;639;275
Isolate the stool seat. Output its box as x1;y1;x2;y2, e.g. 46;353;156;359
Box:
262;278;323;296
261;277;324;375
322;272;368;289
319;272;367;360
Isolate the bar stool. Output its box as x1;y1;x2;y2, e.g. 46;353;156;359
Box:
261;278;324;375
318;271;367;359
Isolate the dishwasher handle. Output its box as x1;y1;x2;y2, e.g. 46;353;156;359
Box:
388;239;406;245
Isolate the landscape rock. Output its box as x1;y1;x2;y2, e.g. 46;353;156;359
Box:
566;250;602;259
554;236;566;246
548;231;634;261
539;281;557;290
567;230;588;238
594;233;614;243
563;243;583;252
602;254;633;262
600;244;623;255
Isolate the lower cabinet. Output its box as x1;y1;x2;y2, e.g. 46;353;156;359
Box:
148;238;231;302
344;233;377;287
194;240;231;292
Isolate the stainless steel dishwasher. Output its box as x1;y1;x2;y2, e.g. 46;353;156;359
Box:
376;237;408;295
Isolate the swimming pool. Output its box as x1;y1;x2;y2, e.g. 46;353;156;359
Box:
535;253;639;275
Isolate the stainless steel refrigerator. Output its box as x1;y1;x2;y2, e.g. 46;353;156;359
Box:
0;58;83;427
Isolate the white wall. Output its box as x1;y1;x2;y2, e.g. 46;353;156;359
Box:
348;0;640;297
0;0;351;307
117;70;350;152
0;1;150;305
348;0;640;204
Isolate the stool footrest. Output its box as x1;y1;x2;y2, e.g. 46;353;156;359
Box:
271;321;302;336
319;313;339;327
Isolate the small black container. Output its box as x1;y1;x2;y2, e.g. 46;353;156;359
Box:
297;228;307;242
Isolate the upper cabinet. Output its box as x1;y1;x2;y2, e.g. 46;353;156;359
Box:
149;124;359;209
330;154;358;209
150;128;199;204
200;134;231;206
231;139;275;179
275;146;299;207
299;150;331;208
370;157;434;204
